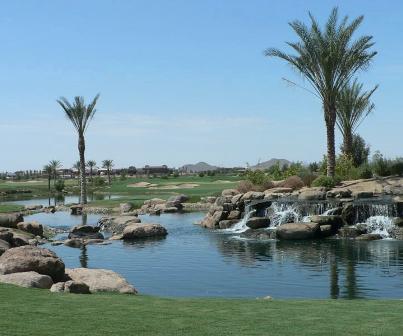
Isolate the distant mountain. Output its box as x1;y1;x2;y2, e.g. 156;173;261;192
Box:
180;162;219;173
250;158;291;170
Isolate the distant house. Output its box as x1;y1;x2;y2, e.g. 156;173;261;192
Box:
140;165;171;176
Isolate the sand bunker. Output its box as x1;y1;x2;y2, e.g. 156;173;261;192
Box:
127;182;152;188
148;183;200;190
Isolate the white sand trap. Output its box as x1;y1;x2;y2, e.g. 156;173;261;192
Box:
211;180;232;184
127;182;152;188
148;183;200;190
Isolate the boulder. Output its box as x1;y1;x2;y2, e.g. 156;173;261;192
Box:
231;193;244;205
276;223;320;240
0;271;53;289
246;217;271;229
241;229;275;240
16;221;43;237
338;226;360;238
70;205;83;215
123;224;168;240
0;214;24;229
11;232;32;247
241;191;265;202
68;225;103;239
341;203;356;225
298;188;327;201
356;233;382;241
320;225;333;237
120;202;134;213
166;194;188;208
99;216;141;234
24;204;43;211
323;207;343;216
353;191;374;199
162;207;179;213
218;219;239;229
227;210;241;220
326;189;352;198
0;239;10;256
200;211;227;229
64;280;91;294
64;239;85;248
0;246;65;281
0;229;13;243
265;187;293;194
50;282;66;293
392;217;403;227
309;215;343;228
65;268;137;294
221;189;240;197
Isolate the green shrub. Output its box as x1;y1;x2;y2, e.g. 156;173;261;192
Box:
358;165;373;179
93;176;105;187
198;172;205;177
371;152;391;176
312;175;340;188
245;170;271;186
390;159;403;176
54;180;65;192
173;172;179;178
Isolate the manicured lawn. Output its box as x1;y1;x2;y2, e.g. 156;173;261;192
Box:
0;204;24;213
0;284;402;336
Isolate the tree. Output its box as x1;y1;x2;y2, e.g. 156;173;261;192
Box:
340;133;370;167
73;161;81;186
102;159;114;185
43;164;53;191
266;7;376;177
87;160;97;183
49;160;61;186
336;79;377;159
57;94;100;204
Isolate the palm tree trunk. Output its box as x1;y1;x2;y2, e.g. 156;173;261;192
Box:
343;132;353;160
48;177;51;191
107;170;111;185
78;135;87;204
325;106;336;177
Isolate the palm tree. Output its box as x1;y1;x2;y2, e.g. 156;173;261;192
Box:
336;79;377;159
265;8;376;177
49;160;61;186
87;160;97;183
43;164;53;191
57;94;100;204
73;161;81;186
102;159;114;185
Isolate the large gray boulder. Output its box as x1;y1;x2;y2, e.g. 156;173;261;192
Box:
65;268;137;294
298;188;327;201
166;194;188;209
123;224;167;240
17;221;44;237
68;225;103;239
246;217;271;229
99;216;141;234
221;189;240;197
276;223;321;240
0;240;10;256
0;271;53;289
120;202;135;213
0;246;65;281
310;215;343;228
0;214;24;229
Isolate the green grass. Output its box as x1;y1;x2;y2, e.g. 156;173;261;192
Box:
0;285;402;336
0;204;24;213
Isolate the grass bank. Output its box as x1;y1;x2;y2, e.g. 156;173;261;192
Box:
0;284;402;336
0;204;24;213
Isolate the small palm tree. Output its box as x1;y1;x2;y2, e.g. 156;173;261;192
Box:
102;159;114;185
266;7;376;177
336;80;377;159
49;160;62;186
57;94;100;204
87;160;97;183
43;164;53;191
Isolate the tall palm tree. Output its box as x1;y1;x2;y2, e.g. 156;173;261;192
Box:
87;160;97;183
57;94;100;204
265;8;376;177
43;164;53;191
336;79;377;159
102;159;114;185
49;160;62;186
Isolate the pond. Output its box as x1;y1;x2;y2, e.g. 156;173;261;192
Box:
0;194;121;207
25;211;403;299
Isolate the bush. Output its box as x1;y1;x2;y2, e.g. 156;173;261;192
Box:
371;151;391;177
173;172;179;178
198;172;205;177
358;165;373;179
390;160;403;176
280;175;305;190
54;180;65;192
237;180;254;193
312;175;341;189
93;176;105;187
245;170;271;186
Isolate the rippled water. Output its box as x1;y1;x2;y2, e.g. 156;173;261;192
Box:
24;212;403;299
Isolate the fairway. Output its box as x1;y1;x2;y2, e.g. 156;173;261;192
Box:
0;284;402;336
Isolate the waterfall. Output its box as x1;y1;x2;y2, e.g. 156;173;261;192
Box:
224;207;256;233
354;203;397;224
361;216;394;238
267;203;301;227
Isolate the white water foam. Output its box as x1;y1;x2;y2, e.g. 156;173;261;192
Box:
224;208;256;233
362;216;394;238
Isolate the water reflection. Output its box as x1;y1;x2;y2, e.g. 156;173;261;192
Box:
26;212;403;298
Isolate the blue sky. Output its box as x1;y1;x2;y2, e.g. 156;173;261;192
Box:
1;0;402;171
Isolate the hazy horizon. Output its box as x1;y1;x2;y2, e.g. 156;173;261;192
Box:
1;0;402;172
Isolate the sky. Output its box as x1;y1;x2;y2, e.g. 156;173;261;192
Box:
0;0;402;171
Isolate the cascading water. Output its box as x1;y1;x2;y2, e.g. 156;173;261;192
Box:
225;208;256;233
359;216;394;238
266;203;301;227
